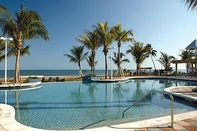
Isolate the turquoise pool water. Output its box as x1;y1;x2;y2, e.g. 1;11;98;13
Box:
0;78;197;130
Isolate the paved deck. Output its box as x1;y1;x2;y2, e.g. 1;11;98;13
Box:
1;76;197;131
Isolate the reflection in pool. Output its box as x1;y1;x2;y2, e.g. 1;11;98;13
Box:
0;78;197;130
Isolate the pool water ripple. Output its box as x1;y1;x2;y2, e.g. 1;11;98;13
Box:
0;79;197;130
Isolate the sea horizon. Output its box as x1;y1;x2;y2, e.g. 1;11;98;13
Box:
0;69;187;78
0;69;120;78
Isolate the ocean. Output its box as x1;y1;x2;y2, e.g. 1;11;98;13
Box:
0;69;186;78
0;69;117;78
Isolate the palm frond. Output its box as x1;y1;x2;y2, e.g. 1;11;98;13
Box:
183;0;197;10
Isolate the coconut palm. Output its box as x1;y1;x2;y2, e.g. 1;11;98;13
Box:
179;49;194;59
93;21;114;79
0;40;30;63
183;0;197;10
86;54;98;75
0;40;5;61
0;40;15;62
110;23;134;77
0;4;49;83
157;52;175;71
146;44;157;70
126;42;149;75
109;52;130;76
64;46;88;77
77;30;100;76
179;49;193;74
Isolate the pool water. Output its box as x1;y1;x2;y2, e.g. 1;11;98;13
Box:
0;78;197;130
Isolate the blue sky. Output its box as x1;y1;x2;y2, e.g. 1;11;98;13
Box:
0;0;197;70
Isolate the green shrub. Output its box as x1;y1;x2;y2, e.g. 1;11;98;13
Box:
85;74;96;77
192;88;197;92
153;70;159;76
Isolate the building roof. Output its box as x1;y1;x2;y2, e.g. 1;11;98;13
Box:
171;59;197;64
185;39;197;50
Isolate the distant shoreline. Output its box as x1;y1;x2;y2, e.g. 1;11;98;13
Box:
0;69;110;78
0;75;82;84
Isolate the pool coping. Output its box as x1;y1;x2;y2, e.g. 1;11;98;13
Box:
1;76;197;131
0;82;42;91
164;86;197;102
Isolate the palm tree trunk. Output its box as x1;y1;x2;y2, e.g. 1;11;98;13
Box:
78;62;82;77
14;41;22;84
118;42;121;77
92;66;95;76
136;63;140;76
151;55;156;70
92;51;96;76
14;55;20;83
104;47;108;79
91;66;93;75
104;54;108;79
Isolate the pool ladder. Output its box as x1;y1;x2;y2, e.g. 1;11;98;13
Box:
122;90;174;127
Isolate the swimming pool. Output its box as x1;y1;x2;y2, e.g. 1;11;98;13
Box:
0;78;197;130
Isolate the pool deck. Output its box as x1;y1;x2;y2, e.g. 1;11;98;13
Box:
1;76;197;131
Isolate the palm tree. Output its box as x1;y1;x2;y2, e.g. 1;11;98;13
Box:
157;52;175;71
126;41;149;75
64;46;88;77
179;49;194;59
146;44;157;70
183;0;197;10
0;40;5;62
0;4;49;83
179;49;193;74
0;40;30;62
93;21;114;79
86;54;98;75
77;30;100;76
110;23;134;77
109;52;130;76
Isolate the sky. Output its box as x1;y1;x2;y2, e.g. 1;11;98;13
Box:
0;0;197;70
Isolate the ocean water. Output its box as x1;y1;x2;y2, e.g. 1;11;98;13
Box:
0;69;119;78
0;69;186;78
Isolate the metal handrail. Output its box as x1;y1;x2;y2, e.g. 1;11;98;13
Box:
122;90;174;127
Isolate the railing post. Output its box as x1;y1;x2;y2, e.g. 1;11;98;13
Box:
164;91;174;127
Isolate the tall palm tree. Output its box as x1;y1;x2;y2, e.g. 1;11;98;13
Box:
179;49;193;74
126;42;149;75
0;4;49;83
86;54;98;75
146;44;157;70
157;52;175;71
110;23;134;77
64;46;88;77
93;21;114;79
109;52;130;76
183;0;197;10
0;40;5;62
77;30;100;76
0;40;30;62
